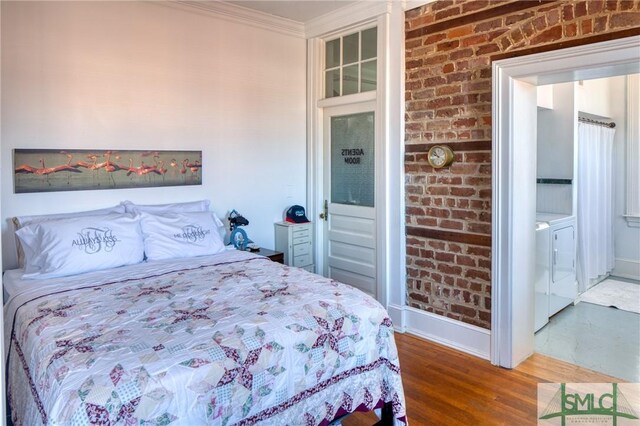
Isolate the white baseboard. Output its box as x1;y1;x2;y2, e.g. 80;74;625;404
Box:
613;258;640;281
388;305;491;360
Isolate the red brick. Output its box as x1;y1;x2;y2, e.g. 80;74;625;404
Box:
451;209;477;220
594;16;608;32
426;207;451;218
440;220;464;230
588;0;605;14
505;11;535;26
452;117;477;128
610;12;640;27
423;33;447;45
468;222;491;234
581;19;594;34
531;26;563;44
409;292;430;304
462;34;488;47
435;251;455;262
438;263;463;275
547;9;561;26
436;84;462;96
437;40;461;51
450;186;476;196
575;1;588;17
447;70;474;83
406;206;425;216
427;186;449;195
533;15;548;32
449;47;474;60
605;1;618;11
476;43;500;55
461;0;488;14
426;97;452;109
430;0;455;12
451;303;477;317
465;152;491;163
465;268;490;282
447;25;473;39
619;0;634;10
563;4;574;20
435;6;461;21
416;217;438;226
564;22;578;37
474;17;503;33
406;59;423;69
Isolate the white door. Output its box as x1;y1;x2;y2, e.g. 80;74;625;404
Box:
322;102;377;298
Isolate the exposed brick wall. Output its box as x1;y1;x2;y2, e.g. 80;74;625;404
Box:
405;0;640;329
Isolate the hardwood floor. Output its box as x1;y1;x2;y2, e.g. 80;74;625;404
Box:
343;332;623;426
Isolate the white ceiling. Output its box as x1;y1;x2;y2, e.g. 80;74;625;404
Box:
222;0;357;23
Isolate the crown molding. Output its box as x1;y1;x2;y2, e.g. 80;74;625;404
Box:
305;1;392;39
167;1;306;39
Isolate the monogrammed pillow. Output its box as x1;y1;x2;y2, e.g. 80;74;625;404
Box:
139;211;225;261
12;204;127;269
17;213;144;279
123;200;224;228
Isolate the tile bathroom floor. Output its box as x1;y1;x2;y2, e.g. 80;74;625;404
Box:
535;296;640;382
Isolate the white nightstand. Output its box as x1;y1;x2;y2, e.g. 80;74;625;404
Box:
274;221;314;272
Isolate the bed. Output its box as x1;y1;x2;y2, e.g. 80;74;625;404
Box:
4;249;406;425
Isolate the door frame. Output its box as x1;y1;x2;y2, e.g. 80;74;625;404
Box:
306;5;406;311
491;36;640;368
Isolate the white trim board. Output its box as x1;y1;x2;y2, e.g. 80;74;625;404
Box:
389;305;491;360
613;258;640;281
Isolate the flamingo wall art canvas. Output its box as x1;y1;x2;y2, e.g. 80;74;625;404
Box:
13;149;202;193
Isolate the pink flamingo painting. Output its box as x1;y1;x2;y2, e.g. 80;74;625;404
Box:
14;149;202;193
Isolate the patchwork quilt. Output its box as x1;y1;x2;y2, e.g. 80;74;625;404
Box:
6;251;406;425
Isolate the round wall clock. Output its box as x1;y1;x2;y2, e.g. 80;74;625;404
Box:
427;145;455;168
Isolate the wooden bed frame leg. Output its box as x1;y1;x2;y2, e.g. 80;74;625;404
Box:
374;402;394;426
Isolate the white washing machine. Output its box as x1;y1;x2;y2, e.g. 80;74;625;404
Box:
536;213;578;320
535;221;550;332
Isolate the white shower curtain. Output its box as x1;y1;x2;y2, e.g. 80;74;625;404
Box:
576;122;616;292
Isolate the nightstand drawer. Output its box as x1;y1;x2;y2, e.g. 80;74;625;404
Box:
292;242;311;256
292;227;311;238
293;253;312;268
301;265;315;273
293;235;310;245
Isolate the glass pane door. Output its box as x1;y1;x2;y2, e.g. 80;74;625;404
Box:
330;112;375;207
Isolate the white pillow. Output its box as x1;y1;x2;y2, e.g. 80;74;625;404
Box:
12;204;127;269
123;200;224;227
17;213;144;279
140;211;225;261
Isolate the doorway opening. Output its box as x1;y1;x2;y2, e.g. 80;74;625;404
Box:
491;36;640;375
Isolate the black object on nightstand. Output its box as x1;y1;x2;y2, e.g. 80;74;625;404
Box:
256;248;284;264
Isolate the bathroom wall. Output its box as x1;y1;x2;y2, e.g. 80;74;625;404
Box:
536;82;576;215
608;76;640;280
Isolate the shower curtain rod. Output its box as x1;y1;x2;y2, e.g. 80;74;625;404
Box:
578;116;616;128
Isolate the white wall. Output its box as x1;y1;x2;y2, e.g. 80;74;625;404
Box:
1;1;307;270
608;76;640;279
536;82;576;215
